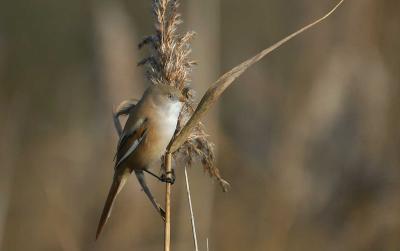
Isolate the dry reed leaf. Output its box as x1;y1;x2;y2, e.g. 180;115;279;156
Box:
169;0;345;153
141;0;344;191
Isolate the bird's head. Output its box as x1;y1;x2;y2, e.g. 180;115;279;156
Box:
148;84;185;105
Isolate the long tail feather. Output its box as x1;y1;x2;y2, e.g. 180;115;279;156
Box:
135;170;166;221
96;174;127;239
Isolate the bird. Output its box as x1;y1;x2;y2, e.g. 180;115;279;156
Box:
96;84;185;239
111;98;170;230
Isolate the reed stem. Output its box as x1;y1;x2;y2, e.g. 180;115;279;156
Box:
164;152;172;251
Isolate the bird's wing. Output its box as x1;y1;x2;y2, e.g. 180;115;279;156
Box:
96;115;150;240
114;117;148;169
112;110;165;222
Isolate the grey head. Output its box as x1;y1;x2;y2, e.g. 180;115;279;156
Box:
145;84;185;106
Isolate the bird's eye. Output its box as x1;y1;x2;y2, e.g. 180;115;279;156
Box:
168;94;173;99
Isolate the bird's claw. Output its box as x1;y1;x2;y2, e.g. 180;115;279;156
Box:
160;170;175;184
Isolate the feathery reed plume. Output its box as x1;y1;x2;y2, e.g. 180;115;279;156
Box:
139;0;229;190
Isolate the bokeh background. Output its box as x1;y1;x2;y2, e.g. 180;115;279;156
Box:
1;0;399;250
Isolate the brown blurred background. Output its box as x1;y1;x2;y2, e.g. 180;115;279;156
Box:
1;0;399;250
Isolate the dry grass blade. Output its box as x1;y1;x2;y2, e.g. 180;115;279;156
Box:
184;166;199;251
168;0;345;153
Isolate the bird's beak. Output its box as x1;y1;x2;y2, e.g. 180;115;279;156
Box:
179;95;185;102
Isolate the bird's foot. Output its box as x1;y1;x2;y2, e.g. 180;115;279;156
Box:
160;169;175;184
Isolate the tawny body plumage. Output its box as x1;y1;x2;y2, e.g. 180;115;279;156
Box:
96;85;184;239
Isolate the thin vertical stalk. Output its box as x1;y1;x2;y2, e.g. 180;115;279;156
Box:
184;166;199;251
164;152;172;251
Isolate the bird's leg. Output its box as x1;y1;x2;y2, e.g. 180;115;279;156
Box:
143;169;176;185
143;169;163;180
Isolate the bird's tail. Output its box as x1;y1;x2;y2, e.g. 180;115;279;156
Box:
96;174;127;239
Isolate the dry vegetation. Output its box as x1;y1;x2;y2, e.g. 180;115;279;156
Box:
0;0;399;251
138;0;229;191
